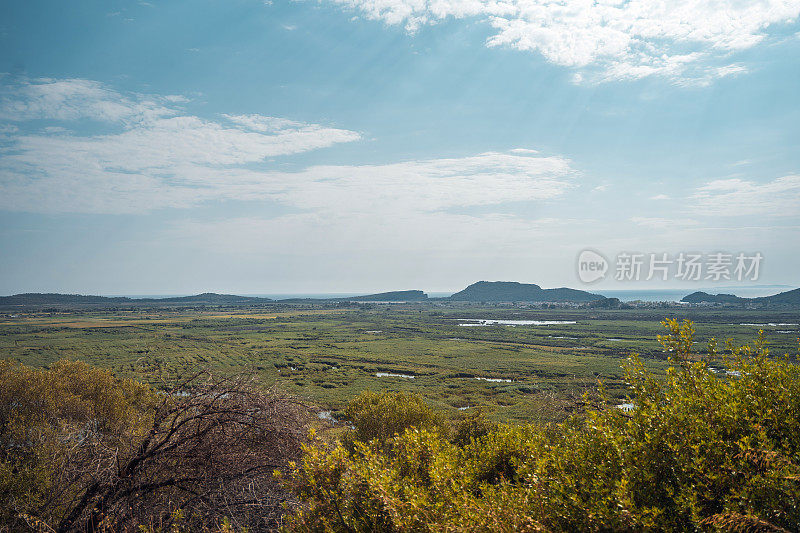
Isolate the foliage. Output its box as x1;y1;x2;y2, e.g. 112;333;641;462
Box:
285;320;800;532
0;361;310;532
0;359;158;531
342;390;447;449
3;318;800;531
451;409;498;447
10;305;800;425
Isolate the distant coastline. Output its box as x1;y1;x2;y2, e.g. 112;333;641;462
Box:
112;287;792;303
1;285;796;306
597;286;791;302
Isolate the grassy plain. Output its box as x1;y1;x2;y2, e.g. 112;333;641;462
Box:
1;303;798;422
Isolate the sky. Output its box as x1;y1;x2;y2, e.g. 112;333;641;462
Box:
1;0;799;295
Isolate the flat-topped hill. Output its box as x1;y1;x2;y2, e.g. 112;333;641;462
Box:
449;281;605;303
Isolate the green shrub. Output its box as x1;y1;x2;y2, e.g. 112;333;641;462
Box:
285;320;800;532
343;390;447;449
451;409;498;447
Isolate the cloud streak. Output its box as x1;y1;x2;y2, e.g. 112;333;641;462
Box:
0;77;177;123
692;175;800;216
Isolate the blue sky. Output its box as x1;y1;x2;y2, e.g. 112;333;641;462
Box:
1;0;799;295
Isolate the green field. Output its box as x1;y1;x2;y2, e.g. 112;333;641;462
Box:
1;304;798;422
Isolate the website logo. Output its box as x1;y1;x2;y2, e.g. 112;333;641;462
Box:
577;249;609;283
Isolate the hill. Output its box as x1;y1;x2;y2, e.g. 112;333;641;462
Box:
140;293;273;305
0;292;272;308
681;287;800;306
0;293;132;306
681;291;745;304
0;290;431;308
339;290;427;302
276;290;428;303
448;281;605;303
754;287;800;305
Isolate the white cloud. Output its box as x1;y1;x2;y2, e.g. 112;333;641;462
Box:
268;152;575;215
222;114;306;132
328;0;800;83
630;216;698;228
7;115;359;172
0;144;575;214
650;194;670;200
152;152;578;262
0;77;575;215
692;175;800;216
0;77;175;124
0;78;366;213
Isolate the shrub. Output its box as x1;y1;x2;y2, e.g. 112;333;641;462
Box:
285;321;800;532
0;359;159;531
0;361;310;532
343;390;446;449
451;409;498;447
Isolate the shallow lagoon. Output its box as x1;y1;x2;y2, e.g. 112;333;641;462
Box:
459;319;577;327
375;371;415;379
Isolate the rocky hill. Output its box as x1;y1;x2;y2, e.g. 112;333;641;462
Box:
449;281;605;303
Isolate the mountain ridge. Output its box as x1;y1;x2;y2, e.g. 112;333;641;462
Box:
15;283;798;308
0;290;430;307
0;292;274;307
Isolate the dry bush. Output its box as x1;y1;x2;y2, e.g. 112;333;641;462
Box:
0;361;312;532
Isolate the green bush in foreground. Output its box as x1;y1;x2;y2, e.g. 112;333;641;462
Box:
343;390;447;450
285;320;800;532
